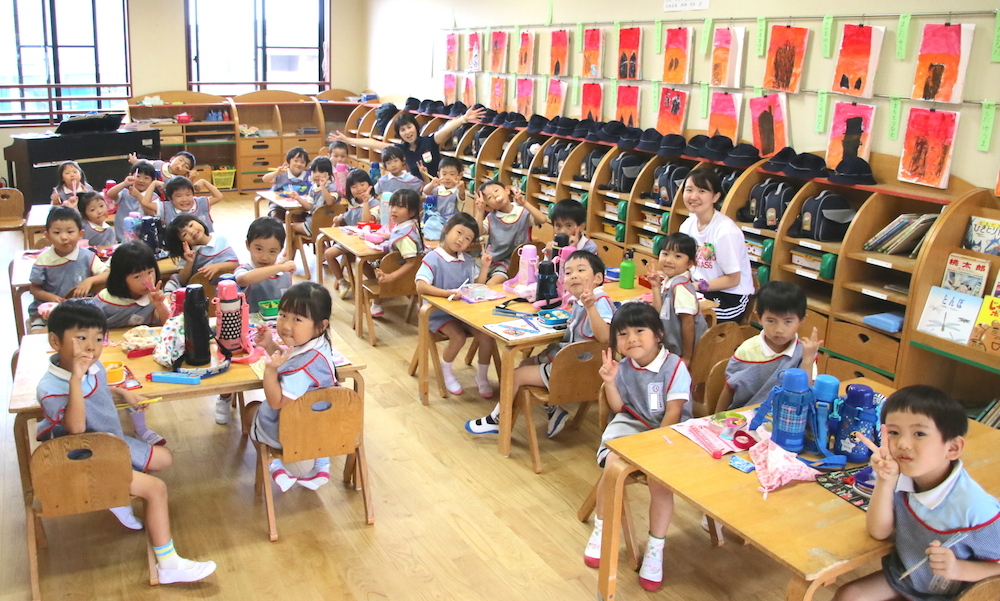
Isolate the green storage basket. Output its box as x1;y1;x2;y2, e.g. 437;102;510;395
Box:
615;223;626;243
579;192;588;209
756;265;771;285
659;212;671;233
761;238;774;263
616;200;629;221
652;234;667;255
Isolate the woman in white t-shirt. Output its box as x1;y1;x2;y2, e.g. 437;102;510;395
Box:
678;170;754;322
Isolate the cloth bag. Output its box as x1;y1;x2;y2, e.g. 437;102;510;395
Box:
749;439;821;498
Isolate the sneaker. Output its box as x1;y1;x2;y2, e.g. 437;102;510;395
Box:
214;397;231;425
584;524;603;568
269;462;297;493
444;375;464;395
701;514;724;542
369;302;384;317
157;559;217;584
638;540;664;591
139;429;167;446
545;406;570;439
297;471;331;490
474;375;494;399
465;411;499;435
339;281;352;300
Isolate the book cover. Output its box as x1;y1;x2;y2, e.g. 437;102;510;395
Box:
881;214;937;254
968;295;1000;355
916;286;982;343
962;216;1000;256
863;214;918;251
990;270;1000;297
942;253;990;297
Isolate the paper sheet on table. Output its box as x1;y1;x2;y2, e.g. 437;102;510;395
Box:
670;409;760;457
483;318;561;341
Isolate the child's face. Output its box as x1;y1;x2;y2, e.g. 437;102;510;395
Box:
170;187;196;211
331;148;349;165
247;236;282;267
47;219;83;256
398;123;418;144
615;326;661;365
481;184;512;211
169;155;193;174
658;248;693;279
552;218;584;247
126;268;157;298
443;224;476;255
389;203;413;225
51;326;104;371
132;172;154;192
759;310;803;353
351;181;372;201
438;166;461;189
884;410;963;490
84;199;108;224
288;155;308;175
682;180;721;218
384;157;405;175
62;165;81;185
276;310;327;347
563;257;602;298
311;170;330;186
179;220;209;246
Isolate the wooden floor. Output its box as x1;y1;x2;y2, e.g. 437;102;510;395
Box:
0;193;870;600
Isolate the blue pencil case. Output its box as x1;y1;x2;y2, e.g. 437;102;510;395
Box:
862;311;905;333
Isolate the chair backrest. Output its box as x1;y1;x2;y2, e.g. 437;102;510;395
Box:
278;387;364;462
507;241;545;280
956;576;1000;601
31;433;133;518
309;202;344;236
0;187;25;221
186;273;218;317
704;359;729;415
547;340;607;405
374;250;422;297
689;321;755;413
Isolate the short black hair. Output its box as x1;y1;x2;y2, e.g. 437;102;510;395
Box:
442;212;479;239
881;385;968;442
477;179;504;195
756;281;807;319
393;112;420;133
285;146;309;163
47;205;83;230
77;191;104;216
56;161;88;185
164;214;209;258
661;232;698;264
310;156;333;175
107;240;160;299
173;151;196;169
48;298;108;337
684;169;723;197
438;156;463;174
247;216;285;245
329;141;348;154
278;282;332;345
567;250;605;277
381;145;405;164
345;169;373;202
164;175;194;201
551;198;587;226
130;160;157;180
609;302;664;353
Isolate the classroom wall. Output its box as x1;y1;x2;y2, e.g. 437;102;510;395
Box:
362;0;1000;190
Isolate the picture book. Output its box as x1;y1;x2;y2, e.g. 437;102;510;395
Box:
962;215;1000;256
968;295;1000;355
880;214;937;255
483;318;559;341
991;270;1000;297
916;286;982;343
941;253;990;298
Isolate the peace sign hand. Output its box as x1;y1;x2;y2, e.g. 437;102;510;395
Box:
859;425;899;482
598;348;618;383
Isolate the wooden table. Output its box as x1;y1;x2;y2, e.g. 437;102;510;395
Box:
23;204;52;249
317;226;387;337
9;328;366;499
417;284;640;457
596;378;1000;601
254;190;307;261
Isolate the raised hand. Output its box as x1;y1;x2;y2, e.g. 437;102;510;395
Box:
148;281;166;305
70;338;94;379
647;264;663;288
192;179;209;193
64;195;79;209
182;241;195;263
598;348;618;383
464;105;486;123
802;327;823;361
474;191;487;213
579;288;596;308
254;323;278;353
859;425;899;481
327;130;346;143
127;152;139;164
263;347;290;371
481;246;493;267
510;187;525;206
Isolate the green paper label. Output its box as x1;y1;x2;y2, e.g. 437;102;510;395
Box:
700;82;709;119
653;80;661;100
889;96;902;141
822;15;834;58
701;18;713;55
546;0;553;26
754;86;763;98
896;14;911;60
515;26;520;42
610;79;618;107
993;11;1000;61
815;91;829;133
655;20;663;54
573;76;580;104
576;23;584;53
756;17;767;57
979;101;997;152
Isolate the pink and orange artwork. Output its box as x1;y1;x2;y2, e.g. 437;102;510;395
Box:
911;23;975;104
446;33;459;71
463;76;475;106
544;78;567;119
657;88;689;136
517;30;536;75
763;25;810;93
831;24;884;99
710;27;745;88
489;77;507;112
617;27;642;80
582;28;604;78
707;92;743;144
661;27;692;85
581;82;603;121
826;101;876;169
748;93;788;158
490;31;509;73
443;74;457;105
550;29;570;76
516;78;534;116
615;85;640;128
995;167;1000;197
468;33;482;72
898;107;960;189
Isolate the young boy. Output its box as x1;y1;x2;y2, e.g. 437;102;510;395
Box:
139;175;224;232
718;281;821;411
475;180;550;285
107;160;160;242
129;151;196;180
421;156;466;220
832;386;1000;601
550;198;598;254
374;146;424;200
466;251;614;438
37;300;215;584
28;207;109;332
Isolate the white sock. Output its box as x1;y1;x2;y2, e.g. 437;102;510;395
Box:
110;505;143;530
441;360;455;379
298;457;332;490
476;363;490;380
129;410;150;437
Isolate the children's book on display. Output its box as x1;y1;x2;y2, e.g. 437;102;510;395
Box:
915;286;982;343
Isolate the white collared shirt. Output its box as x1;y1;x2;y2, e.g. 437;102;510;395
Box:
629;348;668;372
47;356;100;380
896;460;963;510
758;333;799;359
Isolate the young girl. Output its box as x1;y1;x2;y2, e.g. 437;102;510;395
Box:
251;282;338;491
325;169;378;297
164;214;238;290
77;192;116;246
415;213;495;397
94;240;170;328
107;160;161;242
646;232;708;362
678;170;753;322
140;175;223;232
474;180;549;285
263;146;311;220
584;302;693;592
290;156;338;238
50;160;94;206
368;188;425;317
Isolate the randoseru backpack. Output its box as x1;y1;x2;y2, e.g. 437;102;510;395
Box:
738;178;778;224
649;163;690;207
757;182;799;230
535;140;568;175
574;148;609;182
605;153;646;193
799;190;855;241
472;126;495;156
516;137;544;169
550;141;577;177
138;216;166;257
450;122;474;152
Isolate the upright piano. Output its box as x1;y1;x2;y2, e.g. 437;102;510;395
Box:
4;129;160;207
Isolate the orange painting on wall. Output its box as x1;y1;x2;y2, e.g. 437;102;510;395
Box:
581;82;603;121
749;93;788;157
911;23;974;104
544;78;567;119
468;33;482;72
617;27;641;80
661;27;692;85
463;76;475;106
615;85;640;128
490;31;509;73
550;30;569;76
582;28;604;78
656;88;688;136
707;92;742;144
898;107;959;189
517;30;535;75
516;78;534;116
763;25;809;93
710;27;745;88
443;74;457;105
489;77;507;112
826;101;875;169
446;34;459;70
831;24;884;99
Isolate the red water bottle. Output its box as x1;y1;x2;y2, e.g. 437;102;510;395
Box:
170;288;186;318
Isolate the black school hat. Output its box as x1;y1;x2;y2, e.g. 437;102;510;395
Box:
724;143;762;168
703;135;735;162
490;112;508;126
480;108;498;124
683;134;710;158
635;128;663;153
571;118;594;138
784;152;829;180
556;117;580;137
542;116;561;134
597;121;626;144
658;134;687;158
617;127;642;150
404;97;420;111
762;146;796;171
417;99;433;114
526;114;549;134
448;101;468;118
584;121;605;142
428;101;446;116
503;112;528;129
828;156;877;186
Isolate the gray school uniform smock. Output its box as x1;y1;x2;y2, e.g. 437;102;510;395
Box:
28;246;107;317
113;188;156;242
234;262;292;312
52;183;95;204
427;185;461;219
36;356;153;471
373;171;424;197
659;274;708;357
575;235;599;255
250;336;338;448
83;219;117;246
725;335;804;410
168;235;239;289
538;287;615;386
302;181;337;236
415;247;480;332
158;196;214;233
93;289;161;328
484;206;532;272
387;220;425;258
342;197;379;226
269;171;311;213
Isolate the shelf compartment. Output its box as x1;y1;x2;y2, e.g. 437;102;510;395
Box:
631;220;662;234
778;264;834;284
909;331;1000;376
842;281;909;305
783;236;842;255
845;251;917;274
832;310;903;340
737;222;777;238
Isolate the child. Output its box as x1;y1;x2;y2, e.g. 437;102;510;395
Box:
77;191;116;246
325;169;378;298
251;282;339;491
415;213;495;397
50;160;94;206
140;175;223;232
36;300;215;584
373;146;424;200
28;207;109;332
328;141;351;196
263;146;311;220
550;198;598;254
584;302;692;592
421;156;466;221
106;160;161;242
129;151;196;180
475;180;550;285
718;281;821;411
163;214;238;289
466;251;614;438
832;386;1000;601
368;189;425;317
646;232;707;363
93;240;170;328
290;156;339;238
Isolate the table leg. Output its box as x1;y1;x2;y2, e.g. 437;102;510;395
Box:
418;304;430;405
13;284;27;342
497;345;519;457
315;232;328;285
284;212;295;267
254;195;264;219
597;458;632;601
353;258;366;338
784;573;835;601
14;412;36;496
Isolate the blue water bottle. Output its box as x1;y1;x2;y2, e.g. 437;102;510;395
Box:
832;384;879;463
753;368;814;453
123;211;141;242
369;161;381;182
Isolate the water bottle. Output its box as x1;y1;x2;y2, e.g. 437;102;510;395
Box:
103;180;118;213
832;384;879;463
379;192;392;228
517;244;538;286
369;161;381;182
804;374;840;455
183;284;212;366
535;259;559;307
123;211;141;242
334;162;349;196
619;249;636;289
748;368;814;453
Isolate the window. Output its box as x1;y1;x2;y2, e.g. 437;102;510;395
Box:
187;0;328;96
0;0;130;124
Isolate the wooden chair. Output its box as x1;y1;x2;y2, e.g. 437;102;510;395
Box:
289;201;345;280
186;273;218;317
506;240;545;281
0;188;27;245
689;322;756;417
252;387;374;541
407;323;502;403
513;340;605;473
26;433;157;600
957;576;1000;600
704;359;730;415
358;250;422;346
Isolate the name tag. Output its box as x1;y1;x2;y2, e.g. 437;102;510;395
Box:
422;151;433;163
648;382;664;413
